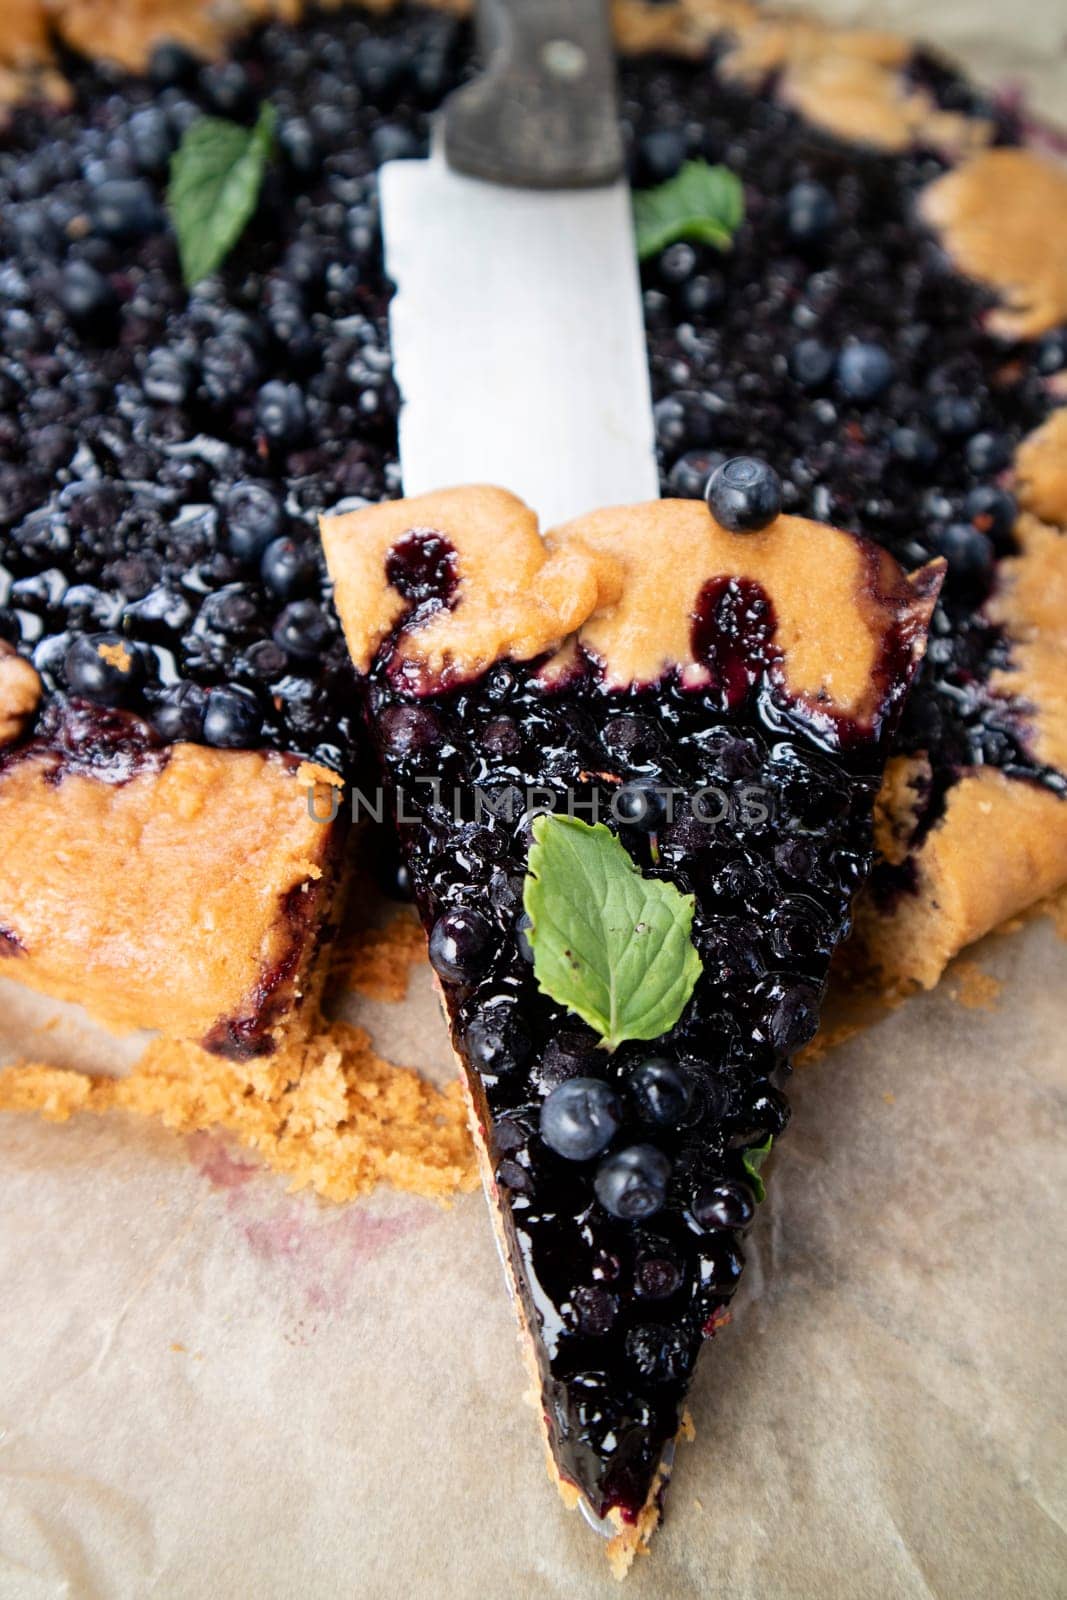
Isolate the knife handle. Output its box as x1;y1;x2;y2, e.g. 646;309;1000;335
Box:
443;0;624;189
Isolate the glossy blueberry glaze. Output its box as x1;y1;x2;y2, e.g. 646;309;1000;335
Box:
361;604;894;1516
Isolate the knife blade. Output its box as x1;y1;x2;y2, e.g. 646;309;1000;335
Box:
378;0;658;529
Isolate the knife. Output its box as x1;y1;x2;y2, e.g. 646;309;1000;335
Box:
378;0;659;529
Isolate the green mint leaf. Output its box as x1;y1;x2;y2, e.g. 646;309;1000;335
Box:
742;1134;774;1204
167;102;277;287
522;814;702;1052
633;160;744;261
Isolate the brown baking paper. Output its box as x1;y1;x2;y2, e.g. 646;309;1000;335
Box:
2;7;1067;1597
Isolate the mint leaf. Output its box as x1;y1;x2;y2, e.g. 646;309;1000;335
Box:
742;1134;774;1204
522;815;702;1052
167;102;277;287
633;160;744;260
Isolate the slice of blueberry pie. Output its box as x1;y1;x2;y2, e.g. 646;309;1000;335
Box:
320;480;941;1570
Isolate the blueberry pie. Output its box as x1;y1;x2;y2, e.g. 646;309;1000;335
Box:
320;482;940;1568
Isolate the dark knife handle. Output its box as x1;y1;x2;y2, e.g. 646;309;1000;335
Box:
443;0;623;188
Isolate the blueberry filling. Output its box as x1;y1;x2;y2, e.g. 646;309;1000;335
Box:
358;637;897;1518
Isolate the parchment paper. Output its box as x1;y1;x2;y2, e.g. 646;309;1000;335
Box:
2;8;1066;1597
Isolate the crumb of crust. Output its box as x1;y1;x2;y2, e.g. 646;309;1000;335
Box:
330;910;428;1004
0;1020;477;1205
919;149;1067;340
96;639;133;671
946;959;1003;1012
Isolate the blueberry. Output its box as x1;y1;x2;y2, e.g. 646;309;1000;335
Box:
692;1179;757;1231
890;425;939;467
153;681;207;742
465;1000;531;1076
127;107;174;174
930;393;981;438
654;389;713;455
260;535;317;600
200;61;254;118
836;342;894;402
658;241;698;286
965;431;1013;475
678;272;726;318
1035;329;1067;375
964;485;1016;549
540;1076;622;1161
706;456;783;532
625;1323;691;1384
929;521;995;585
613;783;668;831
428;907;493;983
64;633;144;704
377;703;443;756
225;482;285;562
637;127;686;183
142;347;192;406
570;1286;617;1336
763;980;821;1053
634;1256;683;1299
202;685;262;749
784;181;838;244
696;1236;745;1298
201;334;261;404
273;600;332;660
594;1145;671;1220
667;449;725;499
255;380;307;444
278;117;320;178
89;178;162;241
629;1057;692;1126
59;261;117;326
788;338;835;389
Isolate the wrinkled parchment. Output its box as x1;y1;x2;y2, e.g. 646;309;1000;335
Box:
2;6;1066;1596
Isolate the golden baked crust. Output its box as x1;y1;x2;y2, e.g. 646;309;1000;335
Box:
855;769;1067;990
1015;409;1067;530
320;486;940;740
0;641;41;747
919;151;1067;341
0;733;345;1052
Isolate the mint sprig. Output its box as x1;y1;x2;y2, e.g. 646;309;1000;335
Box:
742;1134;774;1204
522;815;702;1052
167;102;277;287
633;159;744;260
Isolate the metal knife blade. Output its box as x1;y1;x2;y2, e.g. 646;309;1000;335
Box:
378;0;658;528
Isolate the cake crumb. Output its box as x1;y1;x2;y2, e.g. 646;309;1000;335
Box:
883;1091;896;1106
97;639;132;670
947;960;1002;1012
0;1020;476;1206
331;910;428;1004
